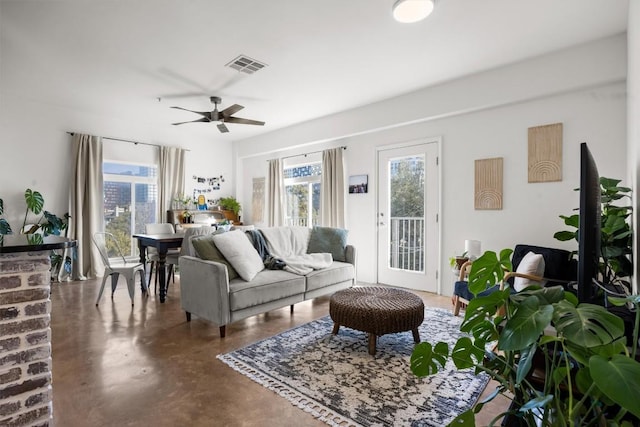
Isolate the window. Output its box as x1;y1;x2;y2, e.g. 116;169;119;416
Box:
103;162;157;257
283;163;321;227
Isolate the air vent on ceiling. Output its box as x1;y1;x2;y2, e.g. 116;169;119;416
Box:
225;55;268;74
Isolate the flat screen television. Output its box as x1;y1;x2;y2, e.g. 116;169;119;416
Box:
577;142;602;303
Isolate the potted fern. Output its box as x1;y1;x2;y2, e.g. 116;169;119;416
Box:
217;196;241;222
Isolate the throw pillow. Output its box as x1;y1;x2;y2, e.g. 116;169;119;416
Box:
191;234;240;281
513;251;546;292
212;230;265;281
306;226;348;262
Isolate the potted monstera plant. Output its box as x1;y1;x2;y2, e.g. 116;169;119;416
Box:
411;249;640;426
0;189;72;279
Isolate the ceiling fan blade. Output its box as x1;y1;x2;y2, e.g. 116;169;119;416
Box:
225;116;265;126
170;106;212;119
217;123;229;133
172;117;210;125
220;104;244;117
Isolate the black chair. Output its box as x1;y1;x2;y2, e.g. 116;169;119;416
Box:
452;244;577;316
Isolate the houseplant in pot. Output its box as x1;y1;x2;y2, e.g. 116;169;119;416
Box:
411;177;639;426
217;196;241;222
0;189;72;278
411;248;640;426
449;251;469;272
554;177;632;290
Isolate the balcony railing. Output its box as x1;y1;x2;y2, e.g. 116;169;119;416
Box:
389;216;424;272
285;216;319;227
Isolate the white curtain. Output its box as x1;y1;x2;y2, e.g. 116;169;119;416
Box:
321;147;346;228
268;158;284;226
158;146;186;223
69;133;103;280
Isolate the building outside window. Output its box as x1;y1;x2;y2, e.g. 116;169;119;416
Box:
103;162;157;257
283;163;321;227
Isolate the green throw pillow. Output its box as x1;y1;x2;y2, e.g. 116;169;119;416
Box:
306;226;348;262
191;235;240;281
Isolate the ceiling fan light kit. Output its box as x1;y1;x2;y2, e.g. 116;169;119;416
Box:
171;96;264;133
392;0;435;23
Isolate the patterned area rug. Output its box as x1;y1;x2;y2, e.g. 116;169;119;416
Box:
218;307;489;427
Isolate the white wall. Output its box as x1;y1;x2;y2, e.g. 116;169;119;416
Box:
0;93;233;230
235;35;628;293
628;2;640;293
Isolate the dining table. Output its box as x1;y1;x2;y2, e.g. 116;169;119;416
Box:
133;232;184;303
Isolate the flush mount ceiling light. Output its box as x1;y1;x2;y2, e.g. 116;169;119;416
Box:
392;0;435;23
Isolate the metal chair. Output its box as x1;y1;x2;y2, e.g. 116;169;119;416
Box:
92;232;147;306
145;223;180;294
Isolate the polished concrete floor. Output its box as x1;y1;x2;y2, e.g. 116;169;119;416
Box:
50;277;507;427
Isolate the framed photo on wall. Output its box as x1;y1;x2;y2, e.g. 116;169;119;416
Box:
349;174;368;194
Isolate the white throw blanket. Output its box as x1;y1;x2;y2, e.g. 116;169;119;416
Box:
260;227;333;275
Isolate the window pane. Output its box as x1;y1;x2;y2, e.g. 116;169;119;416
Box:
134;183;157;234
103;162;158;257
104;181;133;256
285;184;309;226
311;182;321;226
283;163;321;179
389;155;425;272
103;162;157;178
390;156;424;217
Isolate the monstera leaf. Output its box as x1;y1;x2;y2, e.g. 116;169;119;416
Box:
468;249;512;295
460;288;510;334
499;296;554;351
553;300;624;348
450;337;485;370
24;189;44;215
0;199;11;235
590;355;640;419
410;341;449;377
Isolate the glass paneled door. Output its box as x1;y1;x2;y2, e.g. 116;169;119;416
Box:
377;142;439;292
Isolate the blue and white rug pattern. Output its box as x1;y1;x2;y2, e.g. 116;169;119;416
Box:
218;307;488;427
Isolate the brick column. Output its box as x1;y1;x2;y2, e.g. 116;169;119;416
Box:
0;252;52;427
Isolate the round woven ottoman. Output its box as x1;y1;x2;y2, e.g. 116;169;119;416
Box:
329;286;424;355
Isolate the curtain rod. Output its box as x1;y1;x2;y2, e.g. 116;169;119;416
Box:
67;132;191;151
272;146;347;162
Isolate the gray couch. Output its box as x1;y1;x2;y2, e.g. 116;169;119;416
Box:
179;226;356;337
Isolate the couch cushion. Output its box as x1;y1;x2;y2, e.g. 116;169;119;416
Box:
212;230;265;281
454;280;503;301
229;269;305;311
180;226;216;257
307;226;349;262
513;251;546;292
305;261;354;292
191;234;239;281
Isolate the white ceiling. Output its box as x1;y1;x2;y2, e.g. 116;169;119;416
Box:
0;0;629;143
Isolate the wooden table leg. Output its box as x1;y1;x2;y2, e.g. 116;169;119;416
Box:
332;323;340;335
412;328;420;343
136;240;148;293
158;251;167;303
368;333;377;356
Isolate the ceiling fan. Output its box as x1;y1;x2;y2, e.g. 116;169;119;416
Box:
171;96;265;133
